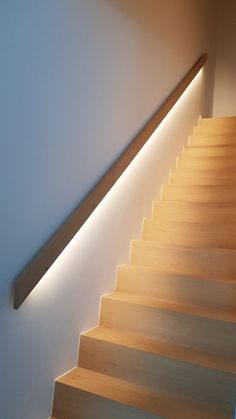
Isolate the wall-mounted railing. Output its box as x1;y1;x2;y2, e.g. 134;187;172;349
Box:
13;53;207;309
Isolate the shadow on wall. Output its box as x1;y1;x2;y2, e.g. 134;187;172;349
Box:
106;0;214;115
107;0;205;58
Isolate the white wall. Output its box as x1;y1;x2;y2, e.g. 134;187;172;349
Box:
213;0;236;116
0;1;216;418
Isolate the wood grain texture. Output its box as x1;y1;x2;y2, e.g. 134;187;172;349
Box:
183;145;236;158
170;168;236;185
194;125;236;135
200;116;236;126
189;134;236;146
52;367;232;419
51;115;236;418
177;155;236;170
142;218;236;249
116;265;236;311
153;200;236;223
79;328;235;404
13;53;207;309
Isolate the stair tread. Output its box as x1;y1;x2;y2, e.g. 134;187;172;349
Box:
56;367;230;419
103;291;236;324
201;116;236;123
82;326;236;375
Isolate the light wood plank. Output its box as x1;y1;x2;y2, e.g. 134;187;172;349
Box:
189;135;236;146
143;218;236;249
53;367;230;419
200;116;236;126
170;168;236;185
177;155;236;170
184;145;236;158
117;265;236;311
163;184;236;203
153;200;236;223
130;240;236;281
195;125;236;135
79;327;236;405
100;292;236;357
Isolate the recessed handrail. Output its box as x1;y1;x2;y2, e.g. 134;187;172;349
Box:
13;53;207;309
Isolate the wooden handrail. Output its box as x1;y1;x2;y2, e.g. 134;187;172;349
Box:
13;53;207;309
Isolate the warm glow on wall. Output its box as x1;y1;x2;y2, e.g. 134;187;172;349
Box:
29;67;204;303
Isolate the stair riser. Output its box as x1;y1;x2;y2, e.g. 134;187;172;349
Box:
163;186;236;203
194;126;236;135
53;383;158;419
131;241;236;281
183;147;236;158
153;201;236;223
177;157;236;171
143;220;236;250
100;298;236;357
189;136;236;146
117;266;236;310
79;336;236;406
170;170;236;186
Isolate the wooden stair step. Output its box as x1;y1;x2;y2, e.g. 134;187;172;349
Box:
51;116;236;419
170;168;236;185
131;240;236;281
80;326;236;375
143;218;236;249
194;125;236;135
52;367;232;419
153;200;236;223
79;327;236;406
101;291;236;325
189;134;236;146
53;367;161;419
183;144;236;157
117;264;236;311
177;156;236;170
100;292;236;357
200;116;236;126
163;184;236;203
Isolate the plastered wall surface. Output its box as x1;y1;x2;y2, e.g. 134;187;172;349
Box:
213;0;236;116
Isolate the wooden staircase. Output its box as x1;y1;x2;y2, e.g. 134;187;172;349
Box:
51;116;236;419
